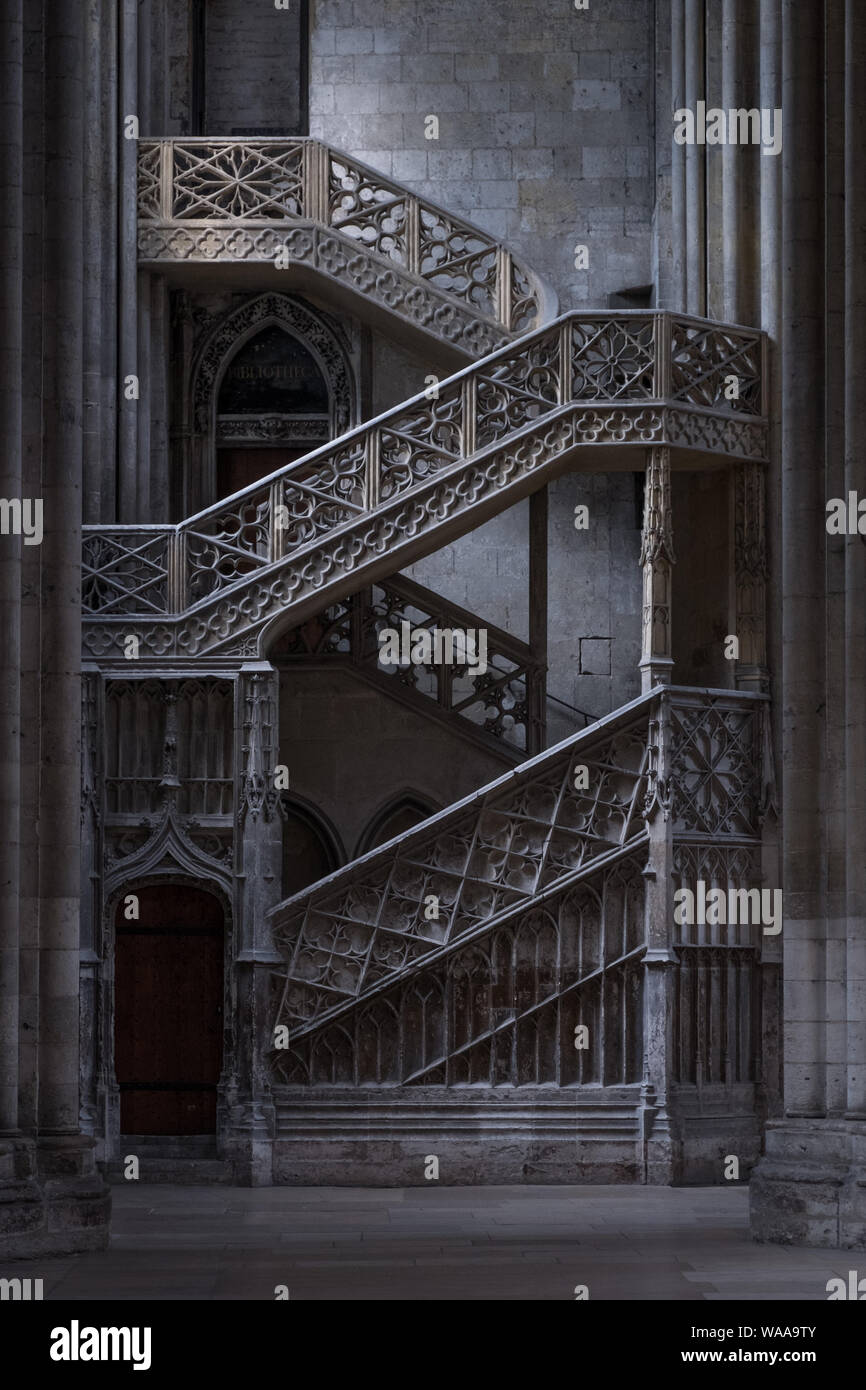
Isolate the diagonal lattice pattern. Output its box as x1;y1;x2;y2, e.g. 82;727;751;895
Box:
82;531;170;615
269;704;652;1040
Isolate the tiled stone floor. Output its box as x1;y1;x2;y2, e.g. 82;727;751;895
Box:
8;1185;846;1300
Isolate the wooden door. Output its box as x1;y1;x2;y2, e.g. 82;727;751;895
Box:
217;446;308;498
115;884;224;1135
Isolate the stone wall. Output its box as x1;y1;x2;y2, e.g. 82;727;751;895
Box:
278;667;508;858
204;0;306;134
671;469;732;692
309;0;655;311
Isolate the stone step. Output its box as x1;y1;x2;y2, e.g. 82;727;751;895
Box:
107;1155;232;1185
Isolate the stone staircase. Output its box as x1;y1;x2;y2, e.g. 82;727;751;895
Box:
106;1136;233;1186
261;686;773;1183
82;309;766;665
83;141;774;1186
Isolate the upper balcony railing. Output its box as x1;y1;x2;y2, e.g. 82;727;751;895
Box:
137;138;557;344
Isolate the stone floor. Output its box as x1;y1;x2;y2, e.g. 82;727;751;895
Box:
8;1185;847;1300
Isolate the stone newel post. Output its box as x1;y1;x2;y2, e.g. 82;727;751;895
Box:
640;446;676;692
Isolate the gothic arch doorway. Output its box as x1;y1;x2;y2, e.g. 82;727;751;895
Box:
114;883;224;1135
180;292;357;517
216;323;331;497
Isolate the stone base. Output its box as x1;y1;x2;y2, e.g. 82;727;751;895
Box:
750;1119;866;1249
0;1136;111;1261
671;1085;762;1184
271;1088;678;1185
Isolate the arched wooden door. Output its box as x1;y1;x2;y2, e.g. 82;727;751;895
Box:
114;884;224;1135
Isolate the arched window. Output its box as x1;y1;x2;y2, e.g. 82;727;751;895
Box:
282;798;344;899
357;795;437;857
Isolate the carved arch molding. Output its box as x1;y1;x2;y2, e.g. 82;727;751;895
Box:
193;292;357;436
178;292;359;517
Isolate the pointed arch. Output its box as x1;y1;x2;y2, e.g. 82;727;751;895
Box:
179;292;358;516
281;793;345;899
355;791;440;857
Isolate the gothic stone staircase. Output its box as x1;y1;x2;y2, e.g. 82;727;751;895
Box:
82;140;773;1186
263;686;773;1184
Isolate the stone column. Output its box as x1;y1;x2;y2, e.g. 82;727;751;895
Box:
750;0;839;1248
731;462;769;693
39;0;86;1141
0;0;22;1144
640;693;676;1182
639;446;675;692
228;665;284;1186
118;0;138;521
844;0;866;1124
719;0;760;326
667;0;688;310
776;0;827;1125
683;0;706;315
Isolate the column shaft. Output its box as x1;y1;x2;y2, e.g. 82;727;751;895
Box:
640;447;675;692
0;0;23;1136
780;0;827;1117
39;0;85;1135
844;0;866;1117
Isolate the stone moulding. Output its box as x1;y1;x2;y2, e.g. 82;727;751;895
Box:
82;311;768;663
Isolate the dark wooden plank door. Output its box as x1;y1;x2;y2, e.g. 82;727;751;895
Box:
115;885;223;1135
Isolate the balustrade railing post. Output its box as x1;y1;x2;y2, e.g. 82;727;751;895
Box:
558;320;572;405
497;246;512;333
655;311;671;400
168;529;186;613
159;139;173;221
269;480;284;564
462;377;477;458
364;428;380;511
406;196;420;275
527;666;546;756
304;140;328;224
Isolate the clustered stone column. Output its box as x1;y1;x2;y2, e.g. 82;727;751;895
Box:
0;0;23;1159
750;0;866;1247
0;0;110;1259
227;665;285;1187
